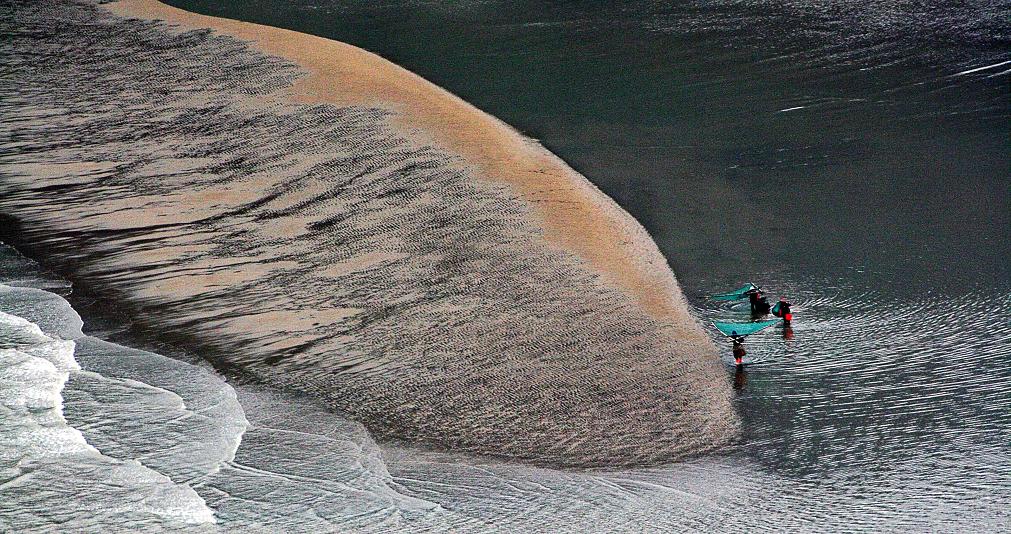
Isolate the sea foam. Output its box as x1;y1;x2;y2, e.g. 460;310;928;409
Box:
0;268;440;532
0;307;217;530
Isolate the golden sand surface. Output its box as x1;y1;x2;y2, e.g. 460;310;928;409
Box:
0;0;736;466
107;0;697;331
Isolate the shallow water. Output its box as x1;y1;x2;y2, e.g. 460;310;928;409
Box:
5;242;1007;531
0;246;433;532
3;244;1008;531
0;276;221;530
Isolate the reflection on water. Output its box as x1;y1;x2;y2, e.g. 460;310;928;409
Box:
733;366;747;392
700;275;1011;496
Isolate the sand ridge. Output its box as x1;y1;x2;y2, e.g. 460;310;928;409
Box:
107;0;697;331
1;0;736;466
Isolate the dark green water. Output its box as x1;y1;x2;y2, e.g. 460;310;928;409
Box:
121;0;1011;528
166;0;1009;296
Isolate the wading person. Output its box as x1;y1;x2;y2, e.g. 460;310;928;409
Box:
731;332;746;365
748;288;771;315
773;297;793;326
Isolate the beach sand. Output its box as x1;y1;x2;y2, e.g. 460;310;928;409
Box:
108;0;692;326
0;0;737;466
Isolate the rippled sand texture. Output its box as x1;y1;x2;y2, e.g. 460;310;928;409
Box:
0;0;736;466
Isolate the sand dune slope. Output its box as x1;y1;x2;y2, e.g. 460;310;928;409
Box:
0;0;737;466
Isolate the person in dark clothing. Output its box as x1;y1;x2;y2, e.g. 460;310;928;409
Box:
731;332;746;365
748;289;771;315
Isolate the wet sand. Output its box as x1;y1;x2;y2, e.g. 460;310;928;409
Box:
108;0;693;326
0;0;736;466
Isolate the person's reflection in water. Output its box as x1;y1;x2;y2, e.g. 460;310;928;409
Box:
783;325;794;340
734;365;747;391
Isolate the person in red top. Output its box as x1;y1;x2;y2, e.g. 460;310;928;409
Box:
773;297;793;326
731;332;746;365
